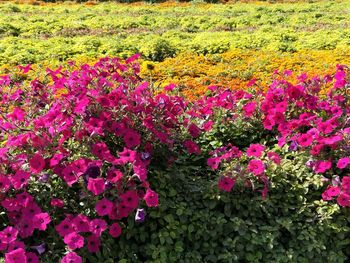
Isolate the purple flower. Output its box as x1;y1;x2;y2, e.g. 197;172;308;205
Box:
30;243;46;255
141;152;151;161
135;208;146;223
288;141;298;151
38;174;50;183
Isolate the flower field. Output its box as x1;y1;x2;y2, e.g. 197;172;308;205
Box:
0;1;350;263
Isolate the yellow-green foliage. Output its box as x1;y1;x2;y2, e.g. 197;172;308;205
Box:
0;1;350;65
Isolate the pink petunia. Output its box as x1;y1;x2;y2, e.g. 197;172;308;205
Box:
63;232;84;250
29;153;45;174
109;222;122;238
11;170;30;190
322;186;340;201
33;212;51;231
87;178;105;196
337;157;350;169
314;160;332;174
123;129;141;148
89;219;107;236
5;248;27;263
61;252;82;263
247;159;265;176
95;198;113;217
26;252;39;263
207;157;221;170
87;234;101;253
143;188;159;207
0;226;18;244
267;152;281;165
297;133;313;148
183;140;201;155
55;218;75;237
18;218;35;238
218;176;235;192
0;174;11;192
246;144;265;158
337;192;350;207
243;101;257;117
120;190;139;210
72;214;90;233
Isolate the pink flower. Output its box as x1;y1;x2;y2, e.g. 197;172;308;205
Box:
11;170;30;190
50;198;64;208
188;123;201;138
246;144;265;158
18;218;35;238
109;222;122;238
342;176;350;192
337;157;350;169
64;232;84;250
0;226;18;244
87;234;101;253
218;176;235;192
207;157;221;170
72;214;90;233
5;248;27;263
26;252;39;263
29;153;45;174
87;178;105;196
123;129;141;148
117;148;137;164
297;133;313;147
247;159;265;176
61;252;82;263
243;101;257;117
314;160;332;174
0;174;11;192
183;140;201;155
337;192;350;207
144;188;159;207
120;190;139;210
33;212;51;231
322;186;340;201
90;219;107;236
95;198;113;216
56;218;75;237
267;152;281;165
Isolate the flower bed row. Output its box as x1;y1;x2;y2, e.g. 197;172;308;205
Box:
0;55;349;262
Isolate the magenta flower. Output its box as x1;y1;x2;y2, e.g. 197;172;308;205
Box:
64;232;84;250
207;157;221;170
322;186;340;201
0;226;18;244
120;190;139;209
246;144;265;158
183;140;201;155
72;214;90;233
61;252;82;263
95;198;113;216
337;157;350;169
87;178;105;196
243;101;257;117
297;133;313;147
90;219;107;236
218;176;235;192
247;159;265;176
5;248;27;263
26;252;39;263
55;218;75;237
11;170;30;190
33;212;51;231
144;188;159;207
337;192;350;207
29;153;45;174
123;129;141;148
87;234;101;253
314;160;332;174
109;222;122;238
0;174;11;192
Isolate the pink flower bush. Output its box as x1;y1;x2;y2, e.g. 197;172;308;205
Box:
0;55;349;261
